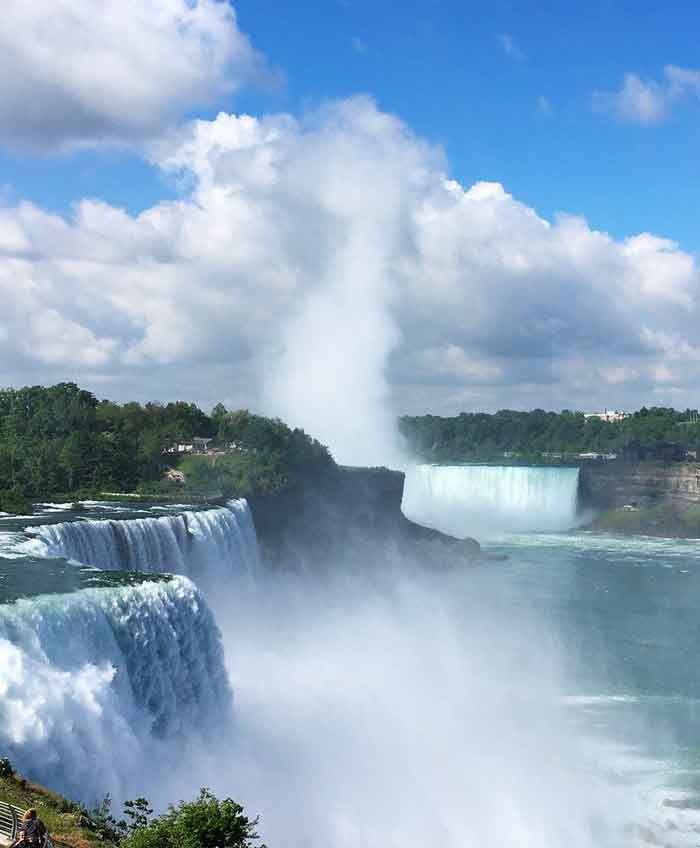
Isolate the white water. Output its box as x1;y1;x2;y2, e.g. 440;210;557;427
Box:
217;566;654;848
21;499;260;588
402;464;581;538
1;495;687;846
0;577;231;804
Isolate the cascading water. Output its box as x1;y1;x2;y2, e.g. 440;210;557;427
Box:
0;490;691;845
0;576;231;804
21;499;260;584
402;464;581;538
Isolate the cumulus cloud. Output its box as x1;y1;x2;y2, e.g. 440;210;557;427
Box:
593;65;700;124
1;97;700;462
0;0;273;153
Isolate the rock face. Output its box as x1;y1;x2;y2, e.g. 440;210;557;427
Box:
579;462;700;511
577;461;700;536
249;466;480;569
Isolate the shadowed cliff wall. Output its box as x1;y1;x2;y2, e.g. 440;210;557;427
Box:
579;462;700;511
248;466;479;569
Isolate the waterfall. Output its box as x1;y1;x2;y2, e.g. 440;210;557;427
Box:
402;465;580;537
22;499;260;581
0;576;231;804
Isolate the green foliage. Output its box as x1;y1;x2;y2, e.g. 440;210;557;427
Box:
122;798;154;833
400;406;700;462
0;384;195;499
0;383;335;504
0;757;14;778
89;794;126;843
0;488;31;514
178;409;335;498
87;795;153;843
0;765;115;847
121;788;265;848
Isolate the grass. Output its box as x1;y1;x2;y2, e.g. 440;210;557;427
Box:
0;764;118;848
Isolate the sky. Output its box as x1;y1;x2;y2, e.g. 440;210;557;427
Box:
2;0;700;456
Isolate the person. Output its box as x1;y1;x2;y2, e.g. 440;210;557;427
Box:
12;809;48;847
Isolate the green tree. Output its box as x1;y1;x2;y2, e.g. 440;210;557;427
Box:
121;789;265;848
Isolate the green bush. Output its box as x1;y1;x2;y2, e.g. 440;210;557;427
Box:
121;789;265;848
0;488;30;514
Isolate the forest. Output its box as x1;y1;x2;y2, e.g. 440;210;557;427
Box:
400;407;700;463
0;383;334;513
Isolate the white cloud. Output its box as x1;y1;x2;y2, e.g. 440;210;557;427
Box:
498;33;524;61
536;96;552;115
2;97;700;463
593;64;700;124
0;0;272;153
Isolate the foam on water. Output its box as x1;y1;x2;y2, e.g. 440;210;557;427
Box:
1;493;697;845
0;576;231;804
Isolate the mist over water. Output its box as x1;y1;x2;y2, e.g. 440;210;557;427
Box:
3;500;696;846
215;565;638;848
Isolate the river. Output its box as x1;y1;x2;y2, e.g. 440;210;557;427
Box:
0;485;698;846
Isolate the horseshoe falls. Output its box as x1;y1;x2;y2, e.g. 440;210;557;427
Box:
0;576;231;805
402;464;580;538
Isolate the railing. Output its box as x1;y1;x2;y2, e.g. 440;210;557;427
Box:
0;800;23;843
0;802;54;846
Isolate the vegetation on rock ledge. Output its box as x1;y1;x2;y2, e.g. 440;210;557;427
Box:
0;383;334;512
0;759;266;848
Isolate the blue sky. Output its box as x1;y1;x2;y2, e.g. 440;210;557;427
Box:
237;0;700;247
2;0;700;455
3;0;699;249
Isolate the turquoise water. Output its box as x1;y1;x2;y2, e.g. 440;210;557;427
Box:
2;500;700;844
478;531;700;840
0;500;212;601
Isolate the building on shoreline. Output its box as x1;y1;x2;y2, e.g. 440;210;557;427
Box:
583;409;628;423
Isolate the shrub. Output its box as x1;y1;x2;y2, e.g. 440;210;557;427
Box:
121;789;265;848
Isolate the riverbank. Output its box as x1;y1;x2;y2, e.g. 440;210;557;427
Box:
577;461;700;537
586;503;700;538
0;760;115;848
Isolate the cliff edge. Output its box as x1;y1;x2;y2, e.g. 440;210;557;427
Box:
248;466;480;569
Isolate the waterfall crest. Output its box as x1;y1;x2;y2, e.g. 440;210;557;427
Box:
22;498;260;579
0;576;231;803
402;464;580;537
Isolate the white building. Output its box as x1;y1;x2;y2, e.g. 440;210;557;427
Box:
583;409;628;423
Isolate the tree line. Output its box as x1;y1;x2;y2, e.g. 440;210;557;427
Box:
400;407;700;462
0;383;334;512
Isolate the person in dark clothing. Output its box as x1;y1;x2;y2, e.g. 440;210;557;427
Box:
12;809;47;847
